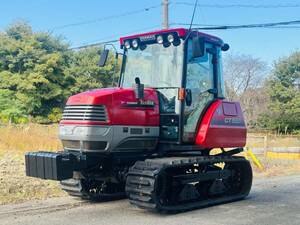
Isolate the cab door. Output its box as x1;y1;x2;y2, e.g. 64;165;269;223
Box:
182;41;215;142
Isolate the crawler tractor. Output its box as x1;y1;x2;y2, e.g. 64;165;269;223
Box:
25;28;252;212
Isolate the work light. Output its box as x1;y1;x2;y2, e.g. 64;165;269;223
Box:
167;34;174;43
124;41;131;49
132;39;139;48
156;35;163;44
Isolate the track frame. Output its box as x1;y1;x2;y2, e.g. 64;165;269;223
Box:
126;155;252;212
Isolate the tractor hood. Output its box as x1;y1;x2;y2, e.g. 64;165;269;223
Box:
62;87;160;126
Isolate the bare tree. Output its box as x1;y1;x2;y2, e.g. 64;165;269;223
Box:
223;53;269;127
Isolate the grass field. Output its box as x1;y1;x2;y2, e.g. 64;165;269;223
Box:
0;124;299;205
0;124;65;205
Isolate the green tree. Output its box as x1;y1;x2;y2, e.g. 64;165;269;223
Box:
0;22;116;124
0;22;72;123
65;47;118;94
259;52;300;132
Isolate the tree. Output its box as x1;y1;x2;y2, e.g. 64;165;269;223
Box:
0;22;72;123
260;52;300;132
0;22;116;124
223;54;268;127
65;47;117;94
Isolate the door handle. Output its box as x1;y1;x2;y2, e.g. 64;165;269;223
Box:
185;89;192;106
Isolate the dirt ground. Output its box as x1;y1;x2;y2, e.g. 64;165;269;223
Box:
0;152;66;204
1;151;299;205
1;175;300;225
0;125;65;204
0;125;300;205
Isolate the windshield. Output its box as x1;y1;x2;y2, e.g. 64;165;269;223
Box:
120;43;184;88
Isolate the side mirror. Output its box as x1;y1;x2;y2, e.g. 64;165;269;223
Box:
98;49;109;67
192;36;205;58
221;43;230;51
185;89;192;106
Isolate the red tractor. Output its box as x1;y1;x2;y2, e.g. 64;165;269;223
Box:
25;28;252;212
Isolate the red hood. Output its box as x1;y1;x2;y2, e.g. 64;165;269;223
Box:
63;87;160;126
67;88;121;105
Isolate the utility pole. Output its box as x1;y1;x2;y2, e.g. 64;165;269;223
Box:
162;0;169;29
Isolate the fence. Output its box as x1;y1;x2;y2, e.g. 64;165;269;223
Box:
247;133;300;159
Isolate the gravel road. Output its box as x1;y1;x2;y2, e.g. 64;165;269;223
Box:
1;174;299;225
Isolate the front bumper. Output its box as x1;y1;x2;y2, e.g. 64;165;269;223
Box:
59;125;112;151
59;125;159;152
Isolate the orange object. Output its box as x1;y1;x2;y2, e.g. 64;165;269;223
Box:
178;88;186;100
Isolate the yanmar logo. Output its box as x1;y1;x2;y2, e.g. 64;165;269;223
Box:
140;35;156;42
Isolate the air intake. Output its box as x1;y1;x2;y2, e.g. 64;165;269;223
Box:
62;105;108;122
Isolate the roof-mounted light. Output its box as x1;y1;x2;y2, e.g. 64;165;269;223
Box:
167;34;174;43
124;40;131;49
132;39;139;49
156;35;163;44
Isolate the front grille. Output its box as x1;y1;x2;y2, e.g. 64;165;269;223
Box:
62;105;108;122
62;140;107;151
117;139;157;150
61;140;80;149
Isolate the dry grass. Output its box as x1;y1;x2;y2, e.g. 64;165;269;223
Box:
252;156;300;178
0;124;62;152
0;125;299;205
247;133;300;148
0;124;65;205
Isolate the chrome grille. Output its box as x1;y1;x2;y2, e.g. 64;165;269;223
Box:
62;105;108;122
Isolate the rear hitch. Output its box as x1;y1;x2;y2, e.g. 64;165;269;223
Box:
215;147;244;156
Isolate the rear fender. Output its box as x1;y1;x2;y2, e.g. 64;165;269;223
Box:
195;100;247;148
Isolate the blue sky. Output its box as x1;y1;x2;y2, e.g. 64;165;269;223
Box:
0;0;300;64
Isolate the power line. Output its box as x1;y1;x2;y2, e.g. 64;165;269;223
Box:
69;25;161;50
70;19;300;50
48;1;300;32
264;26;300;29
69;39;119;50
78;25;160;46
172;23;300;29
172;1;300;9
51;4;161;31
171;19;300;30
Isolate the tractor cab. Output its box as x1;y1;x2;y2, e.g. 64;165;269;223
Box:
117;28;228;143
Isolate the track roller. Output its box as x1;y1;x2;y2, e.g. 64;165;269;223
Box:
61;178;126;201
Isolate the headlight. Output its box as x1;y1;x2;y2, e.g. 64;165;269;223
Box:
167;34;174;43
156;35;164;44
124;40;131;49
132;39;139;48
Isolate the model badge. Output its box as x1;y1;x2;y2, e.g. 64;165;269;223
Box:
224;117;242;124
122;100;155;107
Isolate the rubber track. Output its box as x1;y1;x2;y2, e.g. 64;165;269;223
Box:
60;179;126;201
126;156;252;212
60;179;89;199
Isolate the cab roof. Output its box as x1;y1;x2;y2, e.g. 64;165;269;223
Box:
120;28;223;46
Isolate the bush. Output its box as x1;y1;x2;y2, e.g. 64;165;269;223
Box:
47;107;62;123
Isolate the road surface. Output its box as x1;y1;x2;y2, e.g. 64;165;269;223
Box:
0;175;299;225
